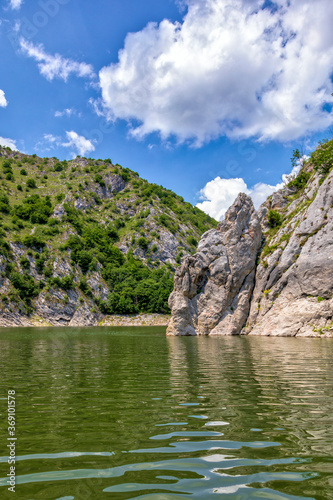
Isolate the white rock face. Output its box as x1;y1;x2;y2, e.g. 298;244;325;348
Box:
246;168;333;337
167;193;262;336
168;165;333;337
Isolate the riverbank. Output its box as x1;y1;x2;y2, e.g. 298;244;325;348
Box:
0;311;170;328
100;314;170;327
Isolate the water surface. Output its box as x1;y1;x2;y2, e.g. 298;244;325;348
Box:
0;327;333;499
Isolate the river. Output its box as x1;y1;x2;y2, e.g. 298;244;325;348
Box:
0;327;333;499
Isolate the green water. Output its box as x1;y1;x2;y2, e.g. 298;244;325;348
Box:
0;328;333;500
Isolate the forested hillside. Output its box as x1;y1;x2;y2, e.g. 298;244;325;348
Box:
0;146;217;325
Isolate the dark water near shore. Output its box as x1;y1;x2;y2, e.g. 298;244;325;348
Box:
0;328;333;499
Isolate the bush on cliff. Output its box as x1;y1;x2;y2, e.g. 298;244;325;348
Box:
268;210;282;228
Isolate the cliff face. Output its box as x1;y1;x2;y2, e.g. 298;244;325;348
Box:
246;165;333;337
167;147;333;337
167;193;262;335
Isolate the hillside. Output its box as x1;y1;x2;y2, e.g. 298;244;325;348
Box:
0;146;217;326
167;139;333;337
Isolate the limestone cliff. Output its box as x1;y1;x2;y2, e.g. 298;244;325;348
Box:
167;193;262;335
167;145;333;337
246;162;333;337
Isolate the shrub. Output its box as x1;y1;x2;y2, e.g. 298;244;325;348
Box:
26;178;37;188
267;210;282;228
158;214;179;234
2;159;11;169
20;168;27;176
35;253;48;273
13;194;53;224
186;235;197;247
176;251;183;264
56;193;65;203
311;139;333;175
22;234;46;251
10;272;40;301
79;277;93;297
76;250;93;273
94;174;105;187
48;275;74;290
119;171;130;182
20;257;30;271
288;171;310;191
137;236;148;251
0;193;10;214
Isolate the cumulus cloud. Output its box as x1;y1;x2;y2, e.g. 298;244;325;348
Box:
197;176;280;219
0;89;8;108
196;156;307;219
62;131;95;157
0;136;17;150
20;39;95;82
98;0;333;145
9;0;23;10
197;178;249;220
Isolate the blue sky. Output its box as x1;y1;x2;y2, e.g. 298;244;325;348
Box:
1;0;333;219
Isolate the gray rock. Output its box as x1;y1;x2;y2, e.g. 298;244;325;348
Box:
246;167;333;337
167;193;262;335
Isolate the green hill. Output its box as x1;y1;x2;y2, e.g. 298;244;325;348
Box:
0;146;217;324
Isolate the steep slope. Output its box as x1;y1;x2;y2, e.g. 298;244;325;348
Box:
167;193;262;335
168;139;333;337
246;141;333;337
0;146;217;326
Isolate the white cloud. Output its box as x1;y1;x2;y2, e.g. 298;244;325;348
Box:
197;177;249;221
43;133;59;144
54;108;78;118
196;176;279;219
35;133;61;152
0;136;17;150
20;39;95;82
0;89;8;108
98;0;333;145
9;0;23;10
196;156;308;220
62;131;95;157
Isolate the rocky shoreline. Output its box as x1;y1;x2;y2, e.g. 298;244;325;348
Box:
0;313;170;328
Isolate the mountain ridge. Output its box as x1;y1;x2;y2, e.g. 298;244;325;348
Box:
0;146;216;326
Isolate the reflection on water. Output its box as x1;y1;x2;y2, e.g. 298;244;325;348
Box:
0;327;333;499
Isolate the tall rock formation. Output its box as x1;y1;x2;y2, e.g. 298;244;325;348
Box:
167;193;262;336
245;165;333;337
167;143;333;337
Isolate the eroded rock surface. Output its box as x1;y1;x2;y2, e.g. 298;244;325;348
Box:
167;193;262;335
168;161;333;337
246;167;333;337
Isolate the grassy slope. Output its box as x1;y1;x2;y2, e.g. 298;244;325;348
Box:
0;146;217;318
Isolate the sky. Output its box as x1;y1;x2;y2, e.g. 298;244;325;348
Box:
1;0;333;219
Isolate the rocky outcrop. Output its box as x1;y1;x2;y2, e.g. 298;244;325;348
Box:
167;193;262;336
245;167;333;337
168;159;333;337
